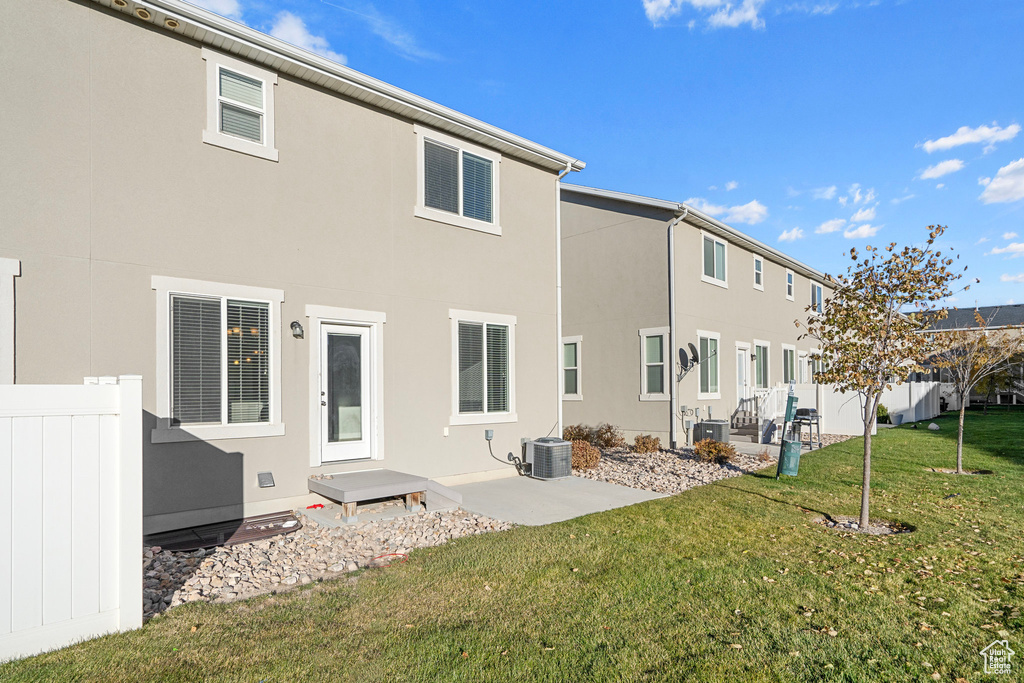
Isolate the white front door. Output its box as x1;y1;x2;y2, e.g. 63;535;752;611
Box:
320;323;372;462
736;345;752;402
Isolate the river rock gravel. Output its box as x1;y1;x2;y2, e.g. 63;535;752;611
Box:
143;508;512;620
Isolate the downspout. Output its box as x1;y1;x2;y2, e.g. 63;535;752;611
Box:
668;208;689;449
555;162;574;439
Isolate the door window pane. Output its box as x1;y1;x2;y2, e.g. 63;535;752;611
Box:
326;333;362;442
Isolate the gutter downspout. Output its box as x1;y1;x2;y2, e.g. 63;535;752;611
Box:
668;208;689;449
555;162;574;439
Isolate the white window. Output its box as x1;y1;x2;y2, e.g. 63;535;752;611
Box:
754;340;770;389
202;49;278;161
639;327;670;400
152;277;285;442
810;351;824;382
753;256;764;291
782;345;796;384
701;233;728;288
562;335;582;400
450;310;516;425
0;258;19;384
415;126;501;235
697;330;720;399
785;270;795;301
811;283;824;314
798;351;809;384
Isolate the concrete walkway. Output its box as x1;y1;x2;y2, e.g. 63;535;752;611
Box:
452;475;665;526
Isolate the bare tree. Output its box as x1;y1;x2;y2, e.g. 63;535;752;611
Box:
799;227;963;528
930;310;1024;473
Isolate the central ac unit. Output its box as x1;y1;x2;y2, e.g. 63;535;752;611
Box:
694;419;731;443
524;437;572;480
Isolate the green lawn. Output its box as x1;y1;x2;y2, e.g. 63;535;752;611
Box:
4;411;1022;682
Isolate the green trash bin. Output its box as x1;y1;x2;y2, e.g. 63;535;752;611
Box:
778;439;801;477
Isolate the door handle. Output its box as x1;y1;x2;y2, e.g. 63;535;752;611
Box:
321;400;327;406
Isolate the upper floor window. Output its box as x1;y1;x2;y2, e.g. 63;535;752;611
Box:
415;126;501;236
202;48;278;162
811;283;824;314
562;336;582;400
786;270;795;301
152;276;285;443
639;327;670;400
753;256;764;291
702;234;728;287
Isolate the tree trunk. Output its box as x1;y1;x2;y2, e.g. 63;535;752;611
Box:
861;422;871;528
957;402;966;474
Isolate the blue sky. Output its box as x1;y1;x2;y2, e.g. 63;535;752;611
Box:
189;0;1024;306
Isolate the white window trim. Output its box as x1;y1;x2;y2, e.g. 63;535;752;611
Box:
151;276;285;443
562;335;582;401
449;309;517;425
639;326;670;402
781;343;797;384
696;329;721;400
752;255;764;291
810;282;824;316
700;231;728;289
414;125;502;236
305;305;386;467
202;48;278;162
785;270;795;301
0;258;20;385
797;350;809;384
753;339;771;389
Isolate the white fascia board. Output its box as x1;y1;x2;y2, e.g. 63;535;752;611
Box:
88;0;584;174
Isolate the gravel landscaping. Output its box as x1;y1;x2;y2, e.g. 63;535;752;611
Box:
143;508;512;620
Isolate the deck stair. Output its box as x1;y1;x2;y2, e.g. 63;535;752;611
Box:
731;409;760;443
308;469;462;523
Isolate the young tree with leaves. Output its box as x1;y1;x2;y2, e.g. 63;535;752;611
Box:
930;310;1024;473
799;226;964;528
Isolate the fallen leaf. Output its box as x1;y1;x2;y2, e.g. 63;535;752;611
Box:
461;652;468;658
789;651;801;656
827;629;838;637
730;644;743;649
190;625;197;633
931;674;941;681
544;647;555;651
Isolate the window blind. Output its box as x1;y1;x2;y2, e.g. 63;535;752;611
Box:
171;295;222;424
458;322;484;412
462;152;493;222
220;103;262;143
227;300;270;424
220;69;263;108
645;335;664;394
486;324;508;412
425;140;459;214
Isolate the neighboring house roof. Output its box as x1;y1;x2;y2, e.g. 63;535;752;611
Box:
561;184;829;285
84;0;585;174
924;304;1024;331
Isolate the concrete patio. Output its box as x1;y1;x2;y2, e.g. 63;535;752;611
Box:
452;474;665;526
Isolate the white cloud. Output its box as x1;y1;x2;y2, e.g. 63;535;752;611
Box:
642;0;766;29
340;3;441;61
1005;232;1019;240
922;123;1021;154
1010;299;1017;305
936;183;945;190
1001;273;1024;283
187;0;243;20
843;224;881;239
979;177;991;186
988;242;1024;258
270;11;347;64
890;194;915;205
783;2;839;14
919;159;964;180
980;158;1024;204
725;180;739;191
812;185;837;200
975;237;989;245
686;197;768;225
779;227;804;242
850;204;877;222
840;183;876;206
815;218;846;234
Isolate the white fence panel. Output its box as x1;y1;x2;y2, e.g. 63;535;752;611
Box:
0;376;141;662
788;381;942;436
879;381;941;425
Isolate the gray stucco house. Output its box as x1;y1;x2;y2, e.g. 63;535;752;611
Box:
1;0;583;533
559;185;831;447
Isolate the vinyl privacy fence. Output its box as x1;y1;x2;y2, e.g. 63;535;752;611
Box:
789;381;942;436
0;376;142;662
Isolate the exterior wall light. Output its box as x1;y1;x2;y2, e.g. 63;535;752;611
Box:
290;321;304;339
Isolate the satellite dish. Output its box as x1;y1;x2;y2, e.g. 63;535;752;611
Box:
679;347;690;370
688;343;699;365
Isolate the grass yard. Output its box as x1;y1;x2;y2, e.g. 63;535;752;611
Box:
4;410;1022;682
